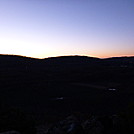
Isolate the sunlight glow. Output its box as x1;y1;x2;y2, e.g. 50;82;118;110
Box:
0;0;134;58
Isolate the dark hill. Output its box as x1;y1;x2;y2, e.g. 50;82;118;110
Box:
43;55;100;63
0;54;134;119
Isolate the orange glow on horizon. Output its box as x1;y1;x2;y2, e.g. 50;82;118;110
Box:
1;53;132;59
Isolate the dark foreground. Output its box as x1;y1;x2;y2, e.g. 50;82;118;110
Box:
0;55;134;133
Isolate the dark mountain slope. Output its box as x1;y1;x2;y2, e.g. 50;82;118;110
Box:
0;54;134;117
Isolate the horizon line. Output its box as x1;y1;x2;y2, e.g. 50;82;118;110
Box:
0;53;134;60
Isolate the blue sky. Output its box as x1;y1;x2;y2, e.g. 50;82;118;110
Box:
0;0;134;58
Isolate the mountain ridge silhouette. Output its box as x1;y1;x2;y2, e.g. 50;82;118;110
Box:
0;54;134;117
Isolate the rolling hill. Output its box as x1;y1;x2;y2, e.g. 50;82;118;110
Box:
0;54;134;118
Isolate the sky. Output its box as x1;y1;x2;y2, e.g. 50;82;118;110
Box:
0;0;134;58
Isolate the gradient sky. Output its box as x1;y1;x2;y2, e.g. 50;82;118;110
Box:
0;0;134;58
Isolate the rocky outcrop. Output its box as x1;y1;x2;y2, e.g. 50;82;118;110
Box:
0;113;131;134
35;114;119;134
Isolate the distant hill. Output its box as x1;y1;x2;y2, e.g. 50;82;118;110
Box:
0;54;134;84
0;54;134;117
0;54;134;83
